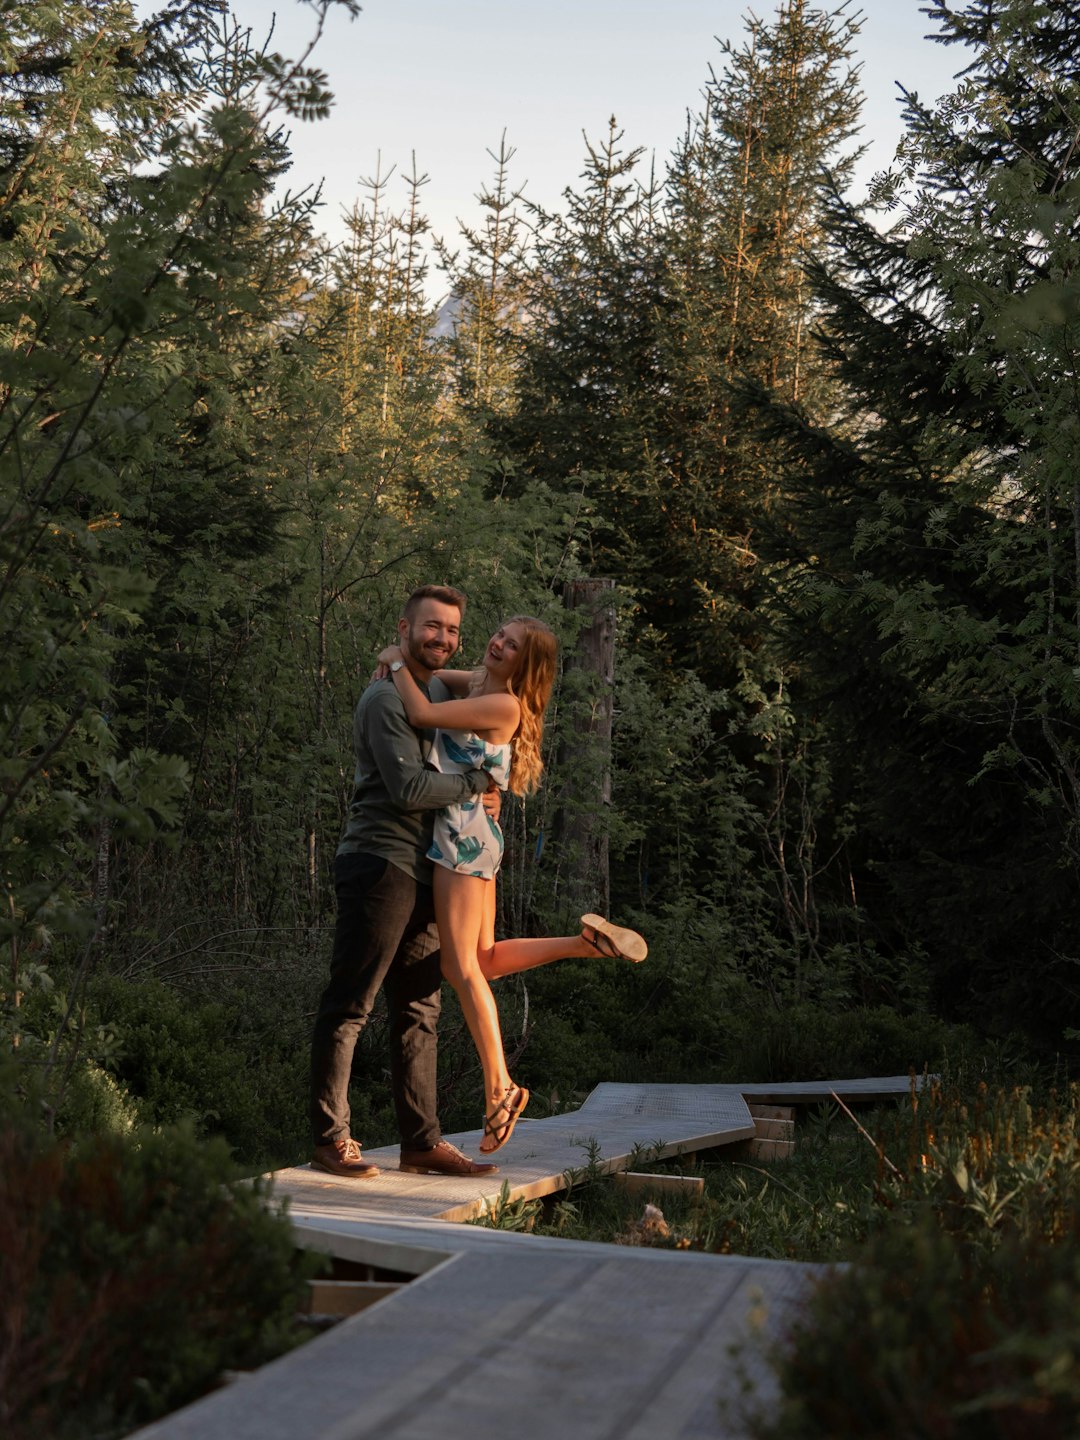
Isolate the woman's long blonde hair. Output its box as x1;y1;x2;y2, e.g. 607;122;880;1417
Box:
503;616;557;797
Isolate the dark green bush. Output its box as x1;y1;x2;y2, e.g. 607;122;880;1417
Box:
720;1004;980;1084
754;1217;1080;1439
87;975;311;1167
749;1080;1080;1437
0;1112;319;1440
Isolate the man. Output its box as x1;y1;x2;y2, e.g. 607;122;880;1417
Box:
309;584;499;1179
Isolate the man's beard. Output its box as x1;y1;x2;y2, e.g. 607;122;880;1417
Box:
405;623;456;674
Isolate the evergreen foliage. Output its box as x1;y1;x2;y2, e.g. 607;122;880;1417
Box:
655;0;864;677
746;0;1080;1037
6;2;1080;1426
2;0;1078;1308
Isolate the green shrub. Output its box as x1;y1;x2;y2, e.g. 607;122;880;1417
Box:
720;1004;980;1084
0;1112;319;1440
55;1059;141;1136
87;975;311;1167
749;1080;1080;1437
876;1079;1080;1245
754;1217;1080;1439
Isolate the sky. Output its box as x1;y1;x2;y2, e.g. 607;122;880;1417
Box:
138;1;968;296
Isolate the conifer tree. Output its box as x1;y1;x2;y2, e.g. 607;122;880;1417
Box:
0;0;359;1059
434;134;533;415
653;0;863;679
494;117;665;569
750;0;1080;1033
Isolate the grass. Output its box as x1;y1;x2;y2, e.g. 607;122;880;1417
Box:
470;1078;1080;1436
468;1098;893;1258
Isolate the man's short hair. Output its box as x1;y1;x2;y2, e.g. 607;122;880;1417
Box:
402;584;467;624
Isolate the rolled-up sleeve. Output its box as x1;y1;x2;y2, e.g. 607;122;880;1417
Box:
364;688;487;812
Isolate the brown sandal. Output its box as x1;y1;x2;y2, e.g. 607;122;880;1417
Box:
581;914;648;963
480;1084;529;1154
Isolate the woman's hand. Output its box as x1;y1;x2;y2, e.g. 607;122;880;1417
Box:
373;642;404;680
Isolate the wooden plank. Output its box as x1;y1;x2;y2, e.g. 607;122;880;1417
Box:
130;1078;907;1440
269;1076;920;1238
305;1280;402;1316
747;1104;795;1122
613;1171;705;1199
753;1118;794;1141
739;1075;923;1103
130;1241;829;1440
268;1082;758;1229
744;1138;794;1162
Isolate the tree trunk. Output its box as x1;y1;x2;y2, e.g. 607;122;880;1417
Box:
554;578;615;919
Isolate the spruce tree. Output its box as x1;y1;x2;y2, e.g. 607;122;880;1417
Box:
493;117;666;573
434;133;533;415
750;0;1080;1035
653;0;863;680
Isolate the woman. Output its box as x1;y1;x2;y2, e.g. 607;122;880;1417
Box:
377;616;647;1154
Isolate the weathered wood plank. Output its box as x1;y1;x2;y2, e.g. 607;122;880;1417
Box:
130;1077;913;1440
131;1240;828;1440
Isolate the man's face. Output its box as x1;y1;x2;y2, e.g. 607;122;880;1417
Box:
398;599;462;674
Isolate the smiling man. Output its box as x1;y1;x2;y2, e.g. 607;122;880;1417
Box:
308;584;499;1179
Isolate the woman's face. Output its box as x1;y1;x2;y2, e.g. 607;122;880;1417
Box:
484;621;527;683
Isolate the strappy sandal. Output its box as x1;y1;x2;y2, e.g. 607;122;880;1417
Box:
581;913;648;963
480;1084;529;1155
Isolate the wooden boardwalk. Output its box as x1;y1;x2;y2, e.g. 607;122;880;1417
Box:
132;1076;916;1440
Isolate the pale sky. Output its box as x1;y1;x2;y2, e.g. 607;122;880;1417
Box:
137;1;967;296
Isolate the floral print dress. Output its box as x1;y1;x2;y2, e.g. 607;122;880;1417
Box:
426;728;511;879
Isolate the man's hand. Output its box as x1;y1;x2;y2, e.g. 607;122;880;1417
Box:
481;781;502;824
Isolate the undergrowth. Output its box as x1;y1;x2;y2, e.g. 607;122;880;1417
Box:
471;1104;888;1260
470;1077;1080;1435
753;1080;1080;1437
0;1100;322;1440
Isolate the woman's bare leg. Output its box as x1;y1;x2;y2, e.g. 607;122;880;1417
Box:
479;932;597;980
433;866;513;1115
479;914;647;978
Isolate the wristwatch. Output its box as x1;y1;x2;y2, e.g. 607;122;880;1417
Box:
390;660;405;673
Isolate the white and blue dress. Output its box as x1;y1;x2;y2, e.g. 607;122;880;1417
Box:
427;728;511;879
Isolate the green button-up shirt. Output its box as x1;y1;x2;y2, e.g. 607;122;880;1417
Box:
336;675;488;883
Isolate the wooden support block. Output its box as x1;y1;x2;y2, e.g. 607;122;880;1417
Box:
747;1103;795;1122
613;1171;705;1199
306;1280;402;1317
753;1117;795;1142
745;1138;794;1162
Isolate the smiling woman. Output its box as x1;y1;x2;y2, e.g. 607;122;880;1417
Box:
377;612;648;1156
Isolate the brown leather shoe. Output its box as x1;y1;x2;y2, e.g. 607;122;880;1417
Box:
311;1137;380;1179
399;1139;498;1176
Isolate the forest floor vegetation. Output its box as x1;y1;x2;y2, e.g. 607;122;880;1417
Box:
470;1074;1080;1437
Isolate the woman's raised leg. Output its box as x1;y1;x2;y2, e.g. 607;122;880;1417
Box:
478;915;648;980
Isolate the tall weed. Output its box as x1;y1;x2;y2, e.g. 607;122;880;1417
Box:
755;1079;1080;1438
